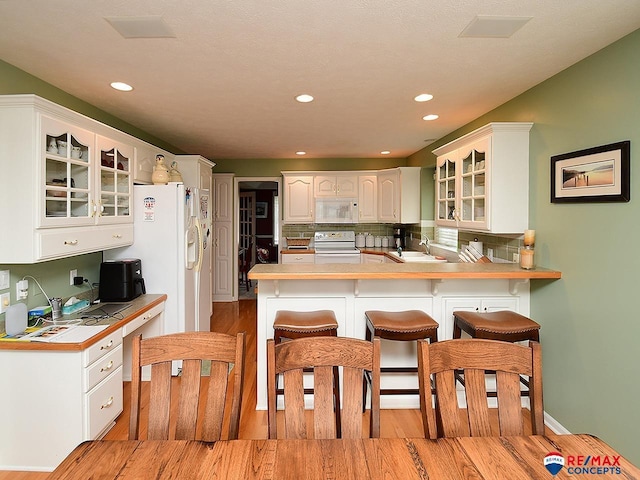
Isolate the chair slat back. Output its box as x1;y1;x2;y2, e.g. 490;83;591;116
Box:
267;336;380;439
129;331;245;442
418;339;544;438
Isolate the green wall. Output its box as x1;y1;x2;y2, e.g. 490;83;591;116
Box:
410;29;640;465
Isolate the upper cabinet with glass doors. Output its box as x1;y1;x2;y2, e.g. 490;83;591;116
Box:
0;94;137;263
433;123;533;234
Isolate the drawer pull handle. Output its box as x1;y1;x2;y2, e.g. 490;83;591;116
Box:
100;361;114;372
64;239;79;246
101;396;114;409
112;233;122;239
100;340;114;350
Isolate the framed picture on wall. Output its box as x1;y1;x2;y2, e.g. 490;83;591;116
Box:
255;201;268;218
550;140;630;203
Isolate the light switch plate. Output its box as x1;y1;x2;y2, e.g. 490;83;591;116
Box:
0;292;9;314
0;270;9;290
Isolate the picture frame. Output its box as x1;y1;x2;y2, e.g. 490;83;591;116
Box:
550;140;630;203
255;201;268;218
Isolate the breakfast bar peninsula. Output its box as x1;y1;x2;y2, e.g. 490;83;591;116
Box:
248;261;561;409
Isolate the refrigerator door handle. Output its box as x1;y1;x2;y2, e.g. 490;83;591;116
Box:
194;217;204;272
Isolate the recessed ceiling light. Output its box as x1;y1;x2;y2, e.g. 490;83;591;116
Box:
380;151;391;155
110;82;133;92
414;94;433;102
459;15;532;38
423;114;439;121
296;151;306;155
295;94;314;103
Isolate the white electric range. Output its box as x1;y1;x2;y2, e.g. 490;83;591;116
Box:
313;231;361;264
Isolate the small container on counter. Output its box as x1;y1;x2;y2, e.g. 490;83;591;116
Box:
381;237;389;247
365;234;375;247
519;246;535;269
374;236;382;247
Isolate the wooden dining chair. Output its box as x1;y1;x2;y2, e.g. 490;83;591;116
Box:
417;338;544;439
267;336;380;439
129;331;245;441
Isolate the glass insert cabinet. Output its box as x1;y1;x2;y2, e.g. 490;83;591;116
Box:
433;123;532;234
42;115;132;226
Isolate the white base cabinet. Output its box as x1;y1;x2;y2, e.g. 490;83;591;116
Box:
0;299;164;471
0;330;123;471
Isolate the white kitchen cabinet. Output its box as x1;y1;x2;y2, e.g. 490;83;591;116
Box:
377;167;421;224
433;122;533;233
213;173;234;302
282;174;314;223
361;253;385;264
358;174;377;222
0;330;123;471
132;142;174;185
281;252;315;264
314;174;358;197
213;173;234;222
0;94;137;263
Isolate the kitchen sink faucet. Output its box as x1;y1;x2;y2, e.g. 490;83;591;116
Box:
419;235;430;254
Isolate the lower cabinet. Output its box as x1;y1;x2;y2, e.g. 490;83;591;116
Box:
0;330;124;470
281;252;315;264
361;253;385;264
0;300;165;471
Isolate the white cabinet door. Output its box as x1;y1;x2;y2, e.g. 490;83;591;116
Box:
213;174;234;222
213;221;233;301
96;134;134;225
377;169;399;223
358;175;377;222
281;253;315;264
314;174;358;197
283;175;314;223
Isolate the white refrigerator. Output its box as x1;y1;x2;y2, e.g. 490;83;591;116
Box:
105;183;212;337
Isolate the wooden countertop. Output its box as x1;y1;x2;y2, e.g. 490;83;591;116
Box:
0;294;167;351
248;262;561;280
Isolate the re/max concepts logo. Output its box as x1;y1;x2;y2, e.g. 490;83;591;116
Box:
544;451;622;476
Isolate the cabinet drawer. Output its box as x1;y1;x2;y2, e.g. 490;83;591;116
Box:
84;344;123;392
281;253;315;264
83;330;123;367
122;302;164;337
85;366;123;439
38;224;133;261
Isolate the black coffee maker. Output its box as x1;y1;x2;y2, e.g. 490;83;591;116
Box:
393;227;406;249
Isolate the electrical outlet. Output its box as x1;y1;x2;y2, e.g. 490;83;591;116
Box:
16;279;28;299
0;292;9;314
70;269;78;286
513;252;520;263
0;270;9;290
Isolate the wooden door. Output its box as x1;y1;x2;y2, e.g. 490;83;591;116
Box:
239;192;256;267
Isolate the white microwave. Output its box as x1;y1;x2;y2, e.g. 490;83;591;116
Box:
315;198;358;223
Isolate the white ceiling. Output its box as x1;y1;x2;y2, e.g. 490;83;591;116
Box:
1;1;640;161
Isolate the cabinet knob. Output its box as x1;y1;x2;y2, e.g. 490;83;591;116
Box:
101;396;114;409
100;339;114;350
64;239;79;246
112;233;122;239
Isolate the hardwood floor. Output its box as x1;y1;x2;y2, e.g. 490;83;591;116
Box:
0;298;544;478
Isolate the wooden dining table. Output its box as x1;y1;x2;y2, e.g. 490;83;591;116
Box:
48;434;638;479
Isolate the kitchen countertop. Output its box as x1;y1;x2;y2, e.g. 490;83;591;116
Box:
280;248;315;254
0;293;167;351
248;262;561;280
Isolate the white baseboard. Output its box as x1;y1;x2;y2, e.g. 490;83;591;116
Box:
543;412;571;434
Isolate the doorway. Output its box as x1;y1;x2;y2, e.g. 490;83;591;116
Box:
234;177;281;300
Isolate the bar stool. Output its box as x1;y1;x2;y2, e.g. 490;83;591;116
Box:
273;310;341;436
452;310;541;396
363;310;439;405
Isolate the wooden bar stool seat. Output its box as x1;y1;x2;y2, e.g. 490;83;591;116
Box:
273;310;341;436
452;310;541;397
453;310;540;342
364;310;439;401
